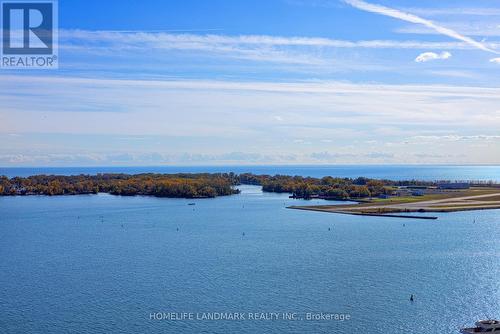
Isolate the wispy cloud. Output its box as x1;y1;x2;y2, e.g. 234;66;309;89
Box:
415;51;451;63
55;30;500;76
2;75;499;165
0;151;301;166
61;30;329;65
490;58;500;64
401;7;500;17
2;75;500;137
60;30;497;52
397;23;500;38
342;0;498;54
408;135;500;142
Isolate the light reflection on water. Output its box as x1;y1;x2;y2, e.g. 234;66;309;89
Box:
0;184;499;334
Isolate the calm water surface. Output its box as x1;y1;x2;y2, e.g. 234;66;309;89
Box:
1;165;500;181
1;171;499;333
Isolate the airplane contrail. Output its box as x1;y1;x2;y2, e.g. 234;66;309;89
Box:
342;0;499;54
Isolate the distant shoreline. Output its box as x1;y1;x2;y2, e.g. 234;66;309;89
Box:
1;165;500;182
2;173;500;211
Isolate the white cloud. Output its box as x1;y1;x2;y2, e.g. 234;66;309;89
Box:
397;23;500;38
0;152;300;166
415;51;451;63
1;75;500;138
408;135;500;143
401;7;500;17
490;57;500;64
59;29;496;52
53;30;500;73
342;0;498;54
1;75;500;164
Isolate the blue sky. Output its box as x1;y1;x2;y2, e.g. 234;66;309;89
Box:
1;0;500;166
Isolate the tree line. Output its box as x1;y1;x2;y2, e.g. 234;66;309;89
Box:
1;172;485;200
0;173;240;198
238;173;394;199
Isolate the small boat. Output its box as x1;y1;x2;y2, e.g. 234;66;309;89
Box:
461;320;500;333
188;203;196;206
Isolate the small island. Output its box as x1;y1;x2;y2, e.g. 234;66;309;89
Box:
0;173;240;198
239;174;500;218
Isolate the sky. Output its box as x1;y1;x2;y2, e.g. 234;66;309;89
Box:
1;0;500;166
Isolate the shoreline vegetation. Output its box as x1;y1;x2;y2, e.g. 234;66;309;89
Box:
0;173;241;198
1;173;500;217
2;172;491;198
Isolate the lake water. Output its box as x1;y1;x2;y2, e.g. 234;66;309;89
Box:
1;164;500;181
1;166;499;334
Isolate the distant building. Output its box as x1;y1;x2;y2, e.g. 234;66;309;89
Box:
437;182;470;190
407;185;429;189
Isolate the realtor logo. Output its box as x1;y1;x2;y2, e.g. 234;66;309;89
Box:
1;0;58;68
